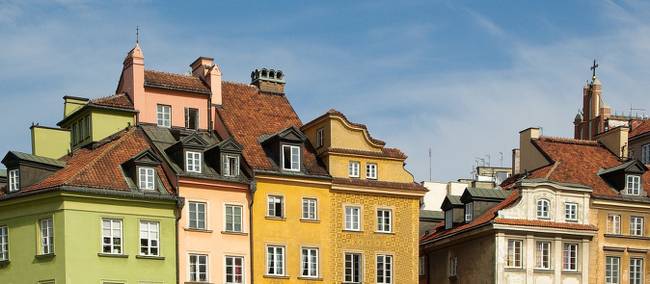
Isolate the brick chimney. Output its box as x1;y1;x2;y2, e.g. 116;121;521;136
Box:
251;68;285;94
596;126;629;159
118;43;145;111
190;57;222;105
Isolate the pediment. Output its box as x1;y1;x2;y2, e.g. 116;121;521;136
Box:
128;149;162;166
180;132;209;148
277;126;307;143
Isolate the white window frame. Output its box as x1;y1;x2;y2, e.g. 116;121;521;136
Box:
0;226;8;261
157;104;171;128
225;255;244;284
101;218;123;255
302;198;318;220
366;163;377;180
536;199;550;219
316;128;324;148
606;256;620;284
189;253;209;282
138;167;156;191
223;154;240;177
642;143;650;164
344;252;362;283
139;220;159;256
626;175;641;195
345;206;361;231
188;201;207;230
348;161;360;178
449;256;457;277
630;258;643;284
630;216;644;236
376;208;392;233
281;145;300;171
225;204;243;233
563;243;578;271
444;210;453;229
266;245;285;276
301;247;319;278
506;239;522;268
464;202;473;222
8;169;19;192
565;202;578;222
40;217;54;255
607;214;621;234
377;254;393;284
535;241;551;269
267;195;284;218
184;107;199;130
185;151;202;173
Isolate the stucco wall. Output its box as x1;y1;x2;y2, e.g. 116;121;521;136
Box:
425;234;495;284
91;110;135;143
31;127;70;159
140;87;209;129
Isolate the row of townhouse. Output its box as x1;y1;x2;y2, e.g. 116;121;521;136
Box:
420;74;650;284
0;42;426;283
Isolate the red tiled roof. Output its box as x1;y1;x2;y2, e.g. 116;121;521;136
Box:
19;127;174;194
332;177;427;193
217;82;328;175
493;218;597;231
89;93;134;110
144;70;210;94
630;119;650;139
324;147;407;159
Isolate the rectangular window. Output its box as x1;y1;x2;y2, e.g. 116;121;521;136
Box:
627;175;641;195
188;201;207;230
302;198;318;220
366;163;377;179
348;161;360;178
225;204;243;232
607;214;621;234
376;209;392;233
344;253;362;283
535;241;551;269
185;108;199;130
316;128;324;148
345;206;361;231
606;256;620;284
157;105;171;128
506;239;522;268
139;221;159;256
301;247;319;278
419;256;426;276
40;218;54;255
225;256;244;284
189;254;208;282
642;143;650;164
102;219;122;254
266;245;285;276
282;145;300;171
138;167;155;190
185;151;202;173
464;202;473;222
267;195;284;218
377;254;393;284
8;169;19;192
537;199;550;219
223;155;240;177
0;226;7;261
563;243;578;271
444;210;453;229
630;216;644;236
449;256;457;277
565;203;578;221
630;258;643;284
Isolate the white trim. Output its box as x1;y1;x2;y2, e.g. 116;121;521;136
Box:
265;244;286;276
301;197;318;220
101;218;123;255
139;220;160;256
224;255;245;284
224;203;244;233
344;205;362;231
156;104;171;128
376;208;392;233
348;161;360;178
185;151;202;173
281;145;301;172
300;246;320;278
187;200;208;230
137;166;156;191
7;169;19;192
188;253;209;282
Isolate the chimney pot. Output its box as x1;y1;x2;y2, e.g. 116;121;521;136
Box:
251;67;286;94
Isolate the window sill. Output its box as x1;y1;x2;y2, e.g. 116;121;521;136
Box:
562;270;581;274
184;282;213;284
298;276;323;281
448;275;458;280
374;231;394;235
265;216;286;221
221;231;248;236
35;253;56;260
534;268;554;273
0;260;9;267
97;253;128;258
300;218;320;223
263;274;290;279
604;234;650;240
343;229;363;233
184;228;213;233
136;255;165;260
504;267;524;272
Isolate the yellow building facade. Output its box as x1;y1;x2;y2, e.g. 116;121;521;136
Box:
303;110;426;283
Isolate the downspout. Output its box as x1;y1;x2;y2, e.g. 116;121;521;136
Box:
249;178;256;284
175;177;182;284
207;93;213;132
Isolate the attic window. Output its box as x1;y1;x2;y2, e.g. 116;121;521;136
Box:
223;154;240;177
186;151;202;173
316;128;324;148
464;202;473;222
185;108;199;130
626;175;641;195
138;167;155;191
536;199;550;219
444;210;452;229
8;169;19;192
282;145;300;171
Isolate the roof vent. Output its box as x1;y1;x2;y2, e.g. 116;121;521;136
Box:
251;68;286;94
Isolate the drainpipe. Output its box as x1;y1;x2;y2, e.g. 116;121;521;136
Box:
249;178;256;284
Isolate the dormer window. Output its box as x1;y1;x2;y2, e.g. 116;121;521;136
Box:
537;199;550;219
444;210;452;229
316;128;324;148
186;151;202;173
626;175;641;195
223;154;240;177
464;202;473;222
282;145;300;171
8;169;19;192
185;108;199;130
138;167;155;191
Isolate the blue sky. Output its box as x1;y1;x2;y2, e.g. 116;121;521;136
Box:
2;0;650;181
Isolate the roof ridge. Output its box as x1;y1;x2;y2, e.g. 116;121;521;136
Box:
145;69;196;78
538;136;599;146
544;161;560;179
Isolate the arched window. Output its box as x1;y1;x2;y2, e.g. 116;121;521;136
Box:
537;199;550;219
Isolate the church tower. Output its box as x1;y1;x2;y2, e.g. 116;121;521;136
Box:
573;60;612;140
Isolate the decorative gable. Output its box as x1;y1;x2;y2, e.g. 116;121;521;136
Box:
180;132;209;149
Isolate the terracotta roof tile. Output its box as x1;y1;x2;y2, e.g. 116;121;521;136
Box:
630;119;650;139
144;70;210;94
217;82;328;175
332;177;427;192
17;127;174;195
89;93;134;110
